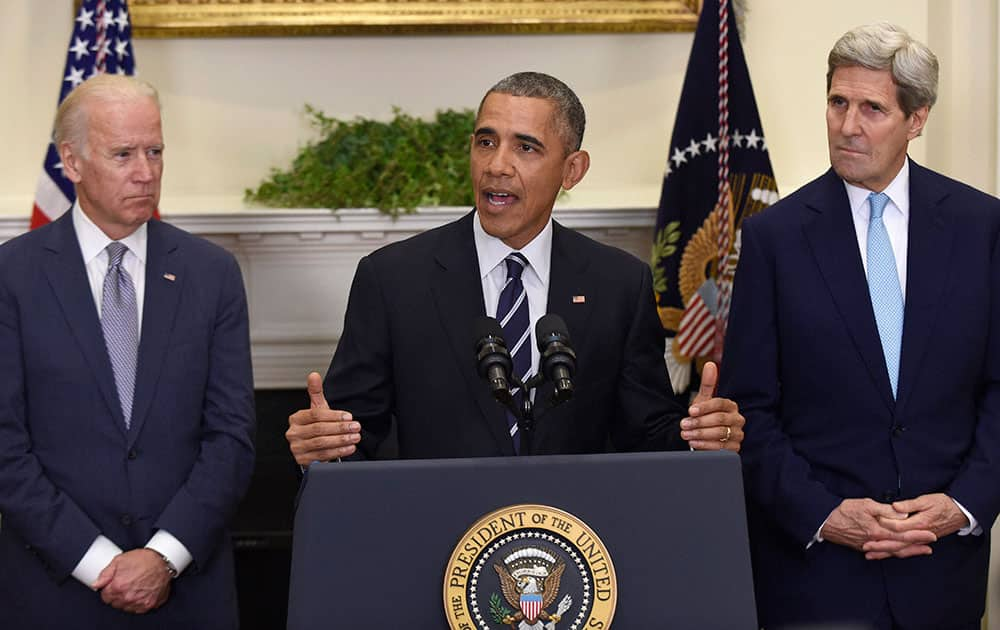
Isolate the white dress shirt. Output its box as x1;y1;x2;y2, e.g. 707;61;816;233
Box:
845;158;910;298
74;202;148;328
473;212;553;381
69;203;193;587
810;159;979;547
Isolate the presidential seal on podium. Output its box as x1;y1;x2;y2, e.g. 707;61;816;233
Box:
444;504;617;629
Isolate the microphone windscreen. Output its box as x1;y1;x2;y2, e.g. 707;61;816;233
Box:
535;313;570;349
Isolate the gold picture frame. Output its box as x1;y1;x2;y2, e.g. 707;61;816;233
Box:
127;1;701;38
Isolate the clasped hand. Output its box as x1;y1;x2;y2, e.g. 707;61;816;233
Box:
821;494;969;560
92;549;171;614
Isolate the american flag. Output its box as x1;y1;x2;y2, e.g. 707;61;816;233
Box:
30;0;140;229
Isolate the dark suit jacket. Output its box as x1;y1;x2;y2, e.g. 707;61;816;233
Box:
720;162;1000;629
0;211;256;629
325;210;686;458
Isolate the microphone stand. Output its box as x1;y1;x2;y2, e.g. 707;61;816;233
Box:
505;373;545;456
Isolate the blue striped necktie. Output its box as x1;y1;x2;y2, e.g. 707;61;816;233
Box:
496;252;530;453
866;192;904;398
101;242;139;429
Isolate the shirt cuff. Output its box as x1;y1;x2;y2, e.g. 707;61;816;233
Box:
72;535;123;589
951;498;982;536
806;511;834;549
146;530;193;576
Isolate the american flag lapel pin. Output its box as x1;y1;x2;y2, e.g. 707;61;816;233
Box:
572;295;586;304
163;273;176;282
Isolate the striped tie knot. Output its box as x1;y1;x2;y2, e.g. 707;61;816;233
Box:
505;252;528;280
106;241;128;267
105;242;128;300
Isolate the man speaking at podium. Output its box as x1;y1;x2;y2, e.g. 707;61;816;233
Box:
286;72;744;463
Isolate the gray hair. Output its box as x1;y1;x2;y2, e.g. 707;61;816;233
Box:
54;74;161;156
827;22;938;116
478;71;586;154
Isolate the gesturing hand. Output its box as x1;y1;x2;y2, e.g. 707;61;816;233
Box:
286;372;362;466
680;362;746;452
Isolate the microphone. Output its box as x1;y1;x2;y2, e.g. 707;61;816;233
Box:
473;316;514;405
535;314;576;403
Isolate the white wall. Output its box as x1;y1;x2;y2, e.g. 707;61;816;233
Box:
926;0;997;194
6;0;994;218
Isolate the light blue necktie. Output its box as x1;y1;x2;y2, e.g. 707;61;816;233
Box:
866;192;903;398
496;252;530;454
101;242;139;429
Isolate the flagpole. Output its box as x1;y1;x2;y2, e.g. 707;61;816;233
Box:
712;0;732;364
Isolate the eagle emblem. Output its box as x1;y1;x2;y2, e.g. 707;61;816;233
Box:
493;547;572;629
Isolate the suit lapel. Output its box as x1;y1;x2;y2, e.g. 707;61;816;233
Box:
535;222;594;425
895;162;952;413
40;213;126;433
128;220;182;444
430;212;515;455
802;170;895;410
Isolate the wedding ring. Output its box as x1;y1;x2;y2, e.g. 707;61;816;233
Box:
720;425;732;443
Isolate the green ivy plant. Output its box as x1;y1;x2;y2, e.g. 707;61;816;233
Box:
245;105;476;217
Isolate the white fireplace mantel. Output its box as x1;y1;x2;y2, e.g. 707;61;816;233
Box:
0;207;657;388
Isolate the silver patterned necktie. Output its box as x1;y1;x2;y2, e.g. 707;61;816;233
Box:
101;242;139;429
496;252;530;454
866;192;904;398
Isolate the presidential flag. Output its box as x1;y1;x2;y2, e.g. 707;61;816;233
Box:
650;0;778;390
31;0;140;229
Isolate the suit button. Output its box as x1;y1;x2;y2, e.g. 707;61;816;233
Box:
127;449;138;460
892;425;906;437
881;491;897;502
120;514;133;526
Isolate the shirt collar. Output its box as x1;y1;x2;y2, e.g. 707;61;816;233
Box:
844;156;910;219
72;201;148;265
473;210;552;288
